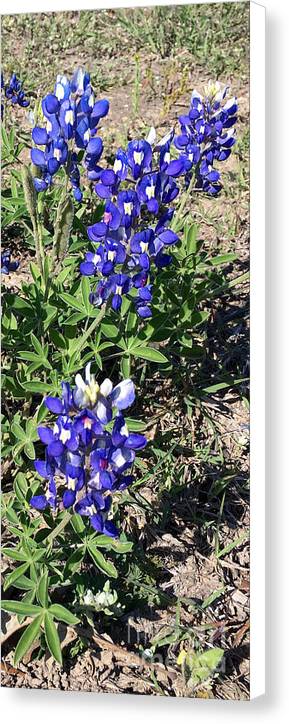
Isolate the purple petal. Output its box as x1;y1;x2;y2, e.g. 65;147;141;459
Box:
37;426;54;445
31;148;46;167
94;183;112;199
90;513;104;532
47;440;64;456
63;490;76;508
30;494;47;510
80;261;96;276
32;127;49;145
91;99;109;121
125;433;147;449
103;520;119;538
157;229;179;246
44;93;60;114
165;158;186;177
101;169;116;186
45;396;63;414
34;460;49;478
86;136;103;157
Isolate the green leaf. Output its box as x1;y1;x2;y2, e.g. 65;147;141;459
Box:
130;346;168;363
121;353;131;378
110;540;133;554
201;588;226;609
14;472;28;502
1;599;42;616
81;275;91;313
190;311;210;326
59;292;85;312
124;418;147;432
101;322;120;339
87;544;118;578
37;570;49;607
64;547;84;577
2;547;29;562
202;377;248;394
90;534;113;549
186;224;198;255
24;441;36;460
64;311;87;325
12;575;36;592
22;381;53;394
70;513;85;535
14;614;43;666
185;647;224;688
3;562;30;590
216;532;248;559
44;613;62;665
49;328;67;350
48;604;80;625
31;548;47;562
210;253;238;266
31;333;45;356
11;421;26;441
17;350;51;370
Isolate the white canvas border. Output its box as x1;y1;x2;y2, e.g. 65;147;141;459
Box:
249;0;265;700
0;0;267;713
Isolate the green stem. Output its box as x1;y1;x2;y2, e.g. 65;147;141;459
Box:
31;218;42;273
172;174;196;231
46;511;71;544
37;217;45;273
72;304;107;358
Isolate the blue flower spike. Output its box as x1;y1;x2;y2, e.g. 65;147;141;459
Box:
30;366;146;537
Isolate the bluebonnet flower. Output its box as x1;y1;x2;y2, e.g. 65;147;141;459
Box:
117;190;140;230
1;72;30;118
87;201;121;239
30;365;146;536
30;68;109;199
1;249;19;274
137;172;162;214
130;223;178;272
127;139;152;180
155;128;174;172
73;364;135;422
79;81;237;322
30;477;57;512
174;81;238;193
94;149;128;199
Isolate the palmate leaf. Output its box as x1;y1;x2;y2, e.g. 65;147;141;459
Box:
14;614;43;666
44;613;62;665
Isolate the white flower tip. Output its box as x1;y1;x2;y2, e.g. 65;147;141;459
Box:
100;378;113;397
146;126;157;145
